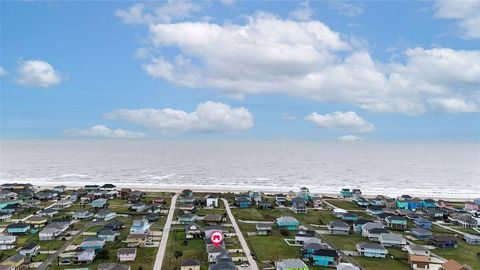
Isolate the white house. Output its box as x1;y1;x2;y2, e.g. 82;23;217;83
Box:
0;236;16;250
39;222;69;240
206;194;220;208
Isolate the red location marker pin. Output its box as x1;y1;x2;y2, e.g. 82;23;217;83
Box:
210;230;223;247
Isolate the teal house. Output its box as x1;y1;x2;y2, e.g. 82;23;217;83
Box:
340;189;352;198
6;223;30;235
386;216;408;230
396;199;410;209
423;199;436;208
80;237;106;251
91;198;107;208
312;249;339;267
299;187;310;200
0;200;19;209
276;216;300;231
341;213;359;222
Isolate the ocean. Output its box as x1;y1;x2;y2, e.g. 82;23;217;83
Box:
0;140;479;199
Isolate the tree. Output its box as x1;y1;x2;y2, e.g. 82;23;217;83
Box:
174;250;183;260
96;249;109;260
280;228;289;237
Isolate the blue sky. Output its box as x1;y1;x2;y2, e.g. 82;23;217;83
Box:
1;0;479;141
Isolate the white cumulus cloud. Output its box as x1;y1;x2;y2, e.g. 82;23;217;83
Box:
124;11;480;115
305;111;374;133
65;125;145;139
16;60;63;88
115;1;201;25
337;134;363;142
434;0;480;39
103;101;254;133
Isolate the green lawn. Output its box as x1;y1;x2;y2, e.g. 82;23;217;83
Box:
245;226;300;262
325;199;362;210
162;231;208;270
322;234;365;250
291;210;336;225
433;241;480;269
353;256;411;270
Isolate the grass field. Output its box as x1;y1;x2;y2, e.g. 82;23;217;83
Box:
325;199;362;210
433;240;480;269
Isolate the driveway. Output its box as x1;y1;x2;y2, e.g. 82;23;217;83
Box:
222;198;259;270
153;192;179;270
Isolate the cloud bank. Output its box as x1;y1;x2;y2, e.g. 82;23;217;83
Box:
65;125;145;139
104;101;254;133
117;11;480;115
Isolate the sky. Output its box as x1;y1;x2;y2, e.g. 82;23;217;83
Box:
1;0;479;141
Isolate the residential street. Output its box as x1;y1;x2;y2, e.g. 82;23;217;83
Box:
222;198;259;270
153;192;179;270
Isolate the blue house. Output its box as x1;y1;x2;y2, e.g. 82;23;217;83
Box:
276;216;300;231
413;217;432;229
340;189;352;199
130;219;150;233
91;198;107;208
356;243;388;258
422;199;437;208
474;198;480;205
430;235;458;248
237;197;251;208
411;227;433;240
408;199;423;211
6;223;30;235
312;249;339;267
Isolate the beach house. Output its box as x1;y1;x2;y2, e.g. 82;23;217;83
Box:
95;209;116;221
0;254;25;270
97;228;118;242
19;243;40;257
275;194;287;205
5;223;30;235
256;223;272;235
0;236;16;250
379;233;407;247
130;219;150;234
185;223;202;239
430;235;458;248
206;194;220;208
295;229;316;245
311;249;339;267
91;198;107;208
80;237;106;251
340;189;352;198
76;248;96;263
385;216;408;230
411;227;433;240
356;243;388;258
117;248;137;262
292;197;307;214
328;221;350;235
276;216;300;231
408;254;430;270
413;217;432;229
39;222;69;240
341;213;359;222
464;234;480;245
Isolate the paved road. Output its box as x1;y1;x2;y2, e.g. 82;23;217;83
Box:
433;221;466;235
153;192;179;270
37;221;99;270
222;198;259;270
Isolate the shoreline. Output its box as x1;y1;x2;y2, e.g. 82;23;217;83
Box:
29;182;475;202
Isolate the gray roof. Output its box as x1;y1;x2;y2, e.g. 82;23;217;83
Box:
357;242;387;251
277;259;308;269
411;227;433;236
362;222;384;231
181;259;201;266
379;233;405;242
97;263;130;270
276;216;299;223
329;220;349;228
117;248;136;255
